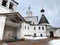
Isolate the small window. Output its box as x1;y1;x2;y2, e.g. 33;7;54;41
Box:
34;27;36;30
39;27;40;30
2;0;8;7
28;26;29;30
42;27;44;30
9;2;14;10
25;26;26;29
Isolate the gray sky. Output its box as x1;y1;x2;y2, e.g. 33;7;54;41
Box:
15;0;60;27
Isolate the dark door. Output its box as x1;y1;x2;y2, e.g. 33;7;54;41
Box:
34;33;36;37
40;34;42;37
50;31;54;37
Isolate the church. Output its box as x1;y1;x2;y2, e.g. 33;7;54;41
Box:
19;6;60;39
0;0;60;41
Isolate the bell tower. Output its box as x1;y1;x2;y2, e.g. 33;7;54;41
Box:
26;5;32;17
0;0;18;13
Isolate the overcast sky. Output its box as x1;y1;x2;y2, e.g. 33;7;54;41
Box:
15;0;60;27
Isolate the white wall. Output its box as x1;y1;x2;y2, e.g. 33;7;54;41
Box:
0;0;18;13
54;29;60;37
0;6;10;13
18;22;47;39
24;16;38;24
0;0;2;5
0;16;6;40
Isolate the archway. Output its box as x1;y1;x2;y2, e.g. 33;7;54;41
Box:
50;31;54;37
40;34;42;37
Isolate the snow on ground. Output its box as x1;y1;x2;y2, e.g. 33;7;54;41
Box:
49;39;60;45
24;37;48;40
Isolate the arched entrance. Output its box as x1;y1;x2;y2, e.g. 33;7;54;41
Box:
40;34;42;37
50;31;54;37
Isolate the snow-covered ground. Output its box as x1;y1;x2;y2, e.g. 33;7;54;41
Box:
24;37;48;40
49;39;60;45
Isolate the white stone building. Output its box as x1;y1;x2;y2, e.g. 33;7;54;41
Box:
19;6;60;39
0;0;60;41
0;0;25;41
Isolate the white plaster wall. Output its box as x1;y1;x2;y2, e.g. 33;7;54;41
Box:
0;0;2;5
24;17;38;24
54;29;60;37
34;26;47;37
0;16;6;40
46;31;50;37
0;6;10;13
17;22;30;39
0;0;17;13
18;22;47;39
21;22;31;38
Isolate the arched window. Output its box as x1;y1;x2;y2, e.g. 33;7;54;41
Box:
9;2;14;10
42;27;44;30
2;0;8;7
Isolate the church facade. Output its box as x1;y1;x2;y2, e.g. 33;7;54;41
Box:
19;6;60;39
0;0;60;41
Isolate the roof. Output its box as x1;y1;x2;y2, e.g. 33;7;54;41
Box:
12;0;18;5
47;27;60;30
0;12;25;22
24;16;38;18
38;14;49;24
24;16;38;22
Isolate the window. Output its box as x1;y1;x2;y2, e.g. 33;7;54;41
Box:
9;2;14;10
28;26;29;30
39;27;40;30
42;27;44;30
34;27;36;30
25;26;26;29
2;0;8;7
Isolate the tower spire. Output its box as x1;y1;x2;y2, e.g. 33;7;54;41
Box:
38;9;49;24
28;4;31;10
26;5;32;17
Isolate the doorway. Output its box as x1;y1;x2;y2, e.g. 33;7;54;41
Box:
34;33;36;37
40;34;42;37
50;31;54;37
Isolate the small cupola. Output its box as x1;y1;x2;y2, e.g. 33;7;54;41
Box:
38;9;49;25
26;5;32;17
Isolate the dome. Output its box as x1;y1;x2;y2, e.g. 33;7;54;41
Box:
40;9;45;13
26;6;32;16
